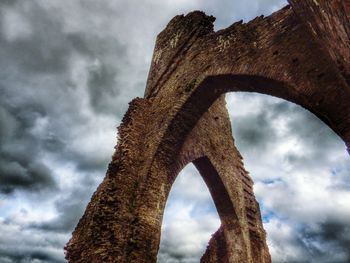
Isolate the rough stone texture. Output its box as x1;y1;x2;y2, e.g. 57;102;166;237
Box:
288;0;350;85
201;226;229;263
65;1;350;262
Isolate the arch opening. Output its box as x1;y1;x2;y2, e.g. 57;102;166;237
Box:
225;92;350;262
154;73;350;262
199;74;350;149
157;156;241;263
156;74;349;179
157;162;221;263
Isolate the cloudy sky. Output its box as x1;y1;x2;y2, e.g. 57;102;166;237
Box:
0;0;349;262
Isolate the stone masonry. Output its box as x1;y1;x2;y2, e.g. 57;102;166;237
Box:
65;1;350;262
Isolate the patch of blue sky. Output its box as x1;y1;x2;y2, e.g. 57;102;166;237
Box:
260;178;284;185
0;195;21;218
258;196;291;225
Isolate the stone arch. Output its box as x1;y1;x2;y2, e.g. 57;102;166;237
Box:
151;70;347;199
144;5;350;152
159;156;239;263
202;74;350;151
148;92;272;262
151;73;350;262
192;156;238;231
191;156;251;263
66;2;350;262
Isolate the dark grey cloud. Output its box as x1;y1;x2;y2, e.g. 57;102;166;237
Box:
300;221;350;262
0;250;63;263
0;210;67;263
29;173;100;234
0;102;56;194
233;106;277;150
1;5;70;74
265;218;350;263
0;1;134;261
0;159;55;194
0;0;18;7
0;0;131;195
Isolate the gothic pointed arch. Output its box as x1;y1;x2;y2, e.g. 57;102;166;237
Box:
65;1;350;262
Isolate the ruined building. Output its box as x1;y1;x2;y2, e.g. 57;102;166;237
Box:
65;1;350;262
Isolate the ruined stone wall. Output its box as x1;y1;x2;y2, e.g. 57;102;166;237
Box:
66;2;350;262
65;98;153;262
201;226;229;263
145;5;350;148
289;0;350;84
178;96;270;262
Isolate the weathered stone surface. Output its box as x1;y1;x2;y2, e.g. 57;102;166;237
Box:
65;1;350;262
289;0;350;85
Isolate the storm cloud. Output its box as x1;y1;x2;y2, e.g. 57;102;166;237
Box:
0;0;349;263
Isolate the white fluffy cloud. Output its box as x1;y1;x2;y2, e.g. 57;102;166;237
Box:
158;164;221;263
226;93;350;262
